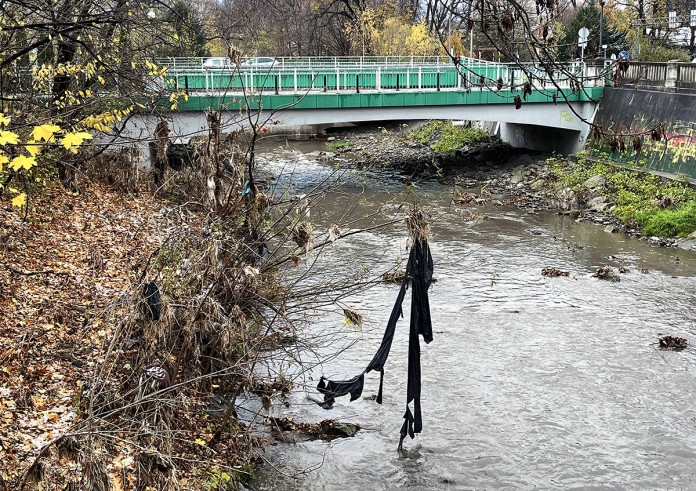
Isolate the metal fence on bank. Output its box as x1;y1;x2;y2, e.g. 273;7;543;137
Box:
613;61;696;94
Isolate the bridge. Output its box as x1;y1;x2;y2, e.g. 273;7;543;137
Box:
118;56;607;164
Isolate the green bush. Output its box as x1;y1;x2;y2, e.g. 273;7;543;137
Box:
548;155;696;237
407;120;489;153
640;201;696;237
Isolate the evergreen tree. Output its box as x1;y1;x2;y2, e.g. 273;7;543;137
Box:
557;1;627;60
159;0;210;58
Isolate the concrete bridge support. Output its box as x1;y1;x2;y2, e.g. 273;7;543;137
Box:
499;123;585;154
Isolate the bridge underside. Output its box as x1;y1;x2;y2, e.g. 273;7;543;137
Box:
117;101;597;166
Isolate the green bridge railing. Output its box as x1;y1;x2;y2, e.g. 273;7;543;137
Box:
162;61;595;95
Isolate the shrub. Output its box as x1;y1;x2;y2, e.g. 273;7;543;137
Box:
408;120;489;152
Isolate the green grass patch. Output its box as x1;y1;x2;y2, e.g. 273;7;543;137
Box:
548;155;696;237
639;201;696;237
326;140;353;150
407;120;489;153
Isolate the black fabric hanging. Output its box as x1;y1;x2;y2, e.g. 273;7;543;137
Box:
316;238;434;450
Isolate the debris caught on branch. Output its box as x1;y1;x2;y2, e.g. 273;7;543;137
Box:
609;135;619;153
316;206;434;450
328;224;341;242
523;81;532;101
153;120;170;187
343;308;364;328
292;220;314;253
514;95;522;109
497;77;504;91
552;92;558;105
143;281;162;320
593;126;604;140
659;336;688;350
633;136;643;153
651;126;666;142
498;11;514;35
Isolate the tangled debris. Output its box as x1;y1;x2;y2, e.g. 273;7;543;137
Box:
659;336;688;350
382;269;407;283
343;308;364;328
292;220;314;253
592;266;620;282
541;267;570;277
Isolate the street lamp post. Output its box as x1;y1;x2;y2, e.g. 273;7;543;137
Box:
598;0;605;59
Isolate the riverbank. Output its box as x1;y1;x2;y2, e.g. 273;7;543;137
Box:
322;122;696;251
0;164;294;489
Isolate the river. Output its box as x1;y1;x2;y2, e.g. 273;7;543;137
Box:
247;137;696;490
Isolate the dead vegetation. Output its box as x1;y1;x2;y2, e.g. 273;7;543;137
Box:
0;111;390;489
541;267;569;277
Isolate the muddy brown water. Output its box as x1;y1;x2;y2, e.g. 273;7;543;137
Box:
246;139;696;490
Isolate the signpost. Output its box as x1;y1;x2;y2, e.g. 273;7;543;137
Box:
578;27;590;62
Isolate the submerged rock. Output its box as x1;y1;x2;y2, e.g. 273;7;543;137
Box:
269;417;360;442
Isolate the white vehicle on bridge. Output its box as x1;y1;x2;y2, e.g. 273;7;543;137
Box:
202;57;231;69
240;57;280;68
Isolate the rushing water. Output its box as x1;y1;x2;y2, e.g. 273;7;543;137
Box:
248;139;696;490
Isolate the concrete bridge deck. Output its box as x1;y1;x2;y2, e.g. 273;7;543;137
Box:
117;58;607;164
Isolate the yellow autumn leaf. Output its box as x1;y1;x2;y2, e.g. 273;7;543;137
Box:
0;130;19;145
170;102;177;110
0;114;10;127
32;124;61;142
10;155;37;171
11;193;26;208
98;75;105;85
61;132;93;153
26;142;41;156
0;155;7;171
173;33;179;40
194;438;206;446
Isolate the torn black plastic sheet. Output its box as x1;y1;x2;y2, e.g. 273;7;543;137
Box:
316;239;434;450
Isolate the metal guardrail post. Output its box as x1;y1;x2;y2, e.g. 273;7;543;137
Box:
293;68;297;94
275;75;279;95
377;67;381;91
418;68;422;90
396;73;400;91
323;74;327;92
336;68;340;92
406;69;410;89
437;71;440;91
184;75;189;95
356;74;360;94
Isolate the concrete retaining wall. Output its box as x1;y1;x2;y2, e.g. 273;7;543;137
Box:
586;88;696;178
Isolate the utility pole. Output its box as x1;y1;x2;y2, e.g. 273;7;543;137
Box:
599;0;605;59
